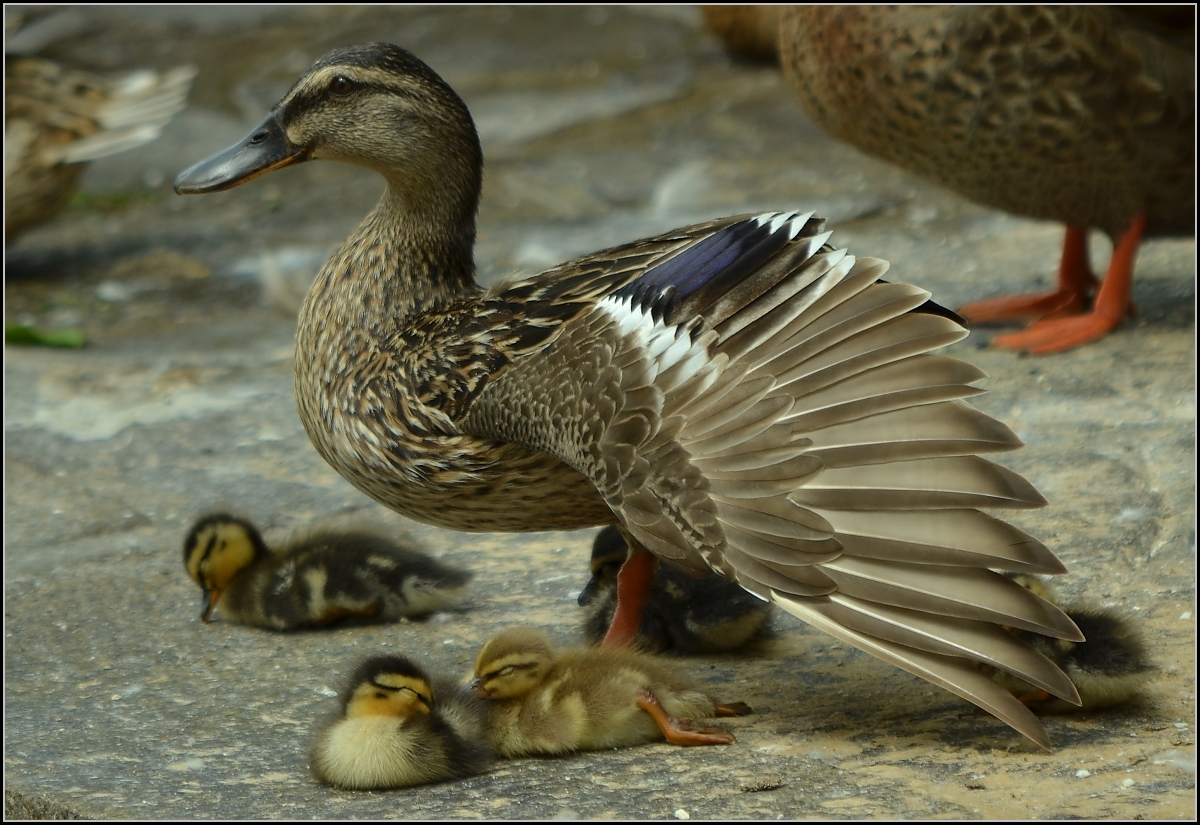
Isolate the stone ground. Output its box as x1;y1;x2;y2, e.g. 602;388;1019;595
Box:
4;5;1195;820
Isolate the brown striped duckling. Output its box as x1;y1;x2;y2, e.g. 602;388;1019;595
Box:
182;513;471;630
469;626;750;758
311;654;492;789
580;526;771;653
988;576;1156;712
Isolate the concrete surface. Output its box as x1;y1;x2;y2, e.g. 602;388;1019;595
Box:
4;5;1195;819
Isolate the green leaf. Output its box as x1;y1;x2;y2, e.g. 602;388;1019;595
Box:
5;323;85;348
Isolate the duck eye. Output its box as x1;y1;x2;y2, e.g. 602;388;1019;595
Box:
499;666;515;678
329;75;355;96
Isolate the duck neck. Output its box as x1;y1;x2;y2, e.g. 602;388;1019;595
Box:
307;179;481;333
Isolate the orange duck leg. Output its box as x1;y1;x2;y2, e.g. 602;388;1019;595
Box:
962;216;1145;355
959;226;1097;324
601;543;658;648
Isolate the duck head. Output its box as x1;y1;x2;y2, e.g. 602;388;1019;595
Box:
174;43;482;222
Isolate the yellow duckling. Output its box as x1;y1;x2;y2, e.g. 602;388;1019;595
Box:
988;576;1155;712
580;526;771;653
469;626;750;758
182;513;471;630
311;654;492;789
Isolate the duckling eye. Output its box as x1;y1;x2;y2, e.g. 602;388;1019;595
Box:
328;75;356;96
498;666;515;678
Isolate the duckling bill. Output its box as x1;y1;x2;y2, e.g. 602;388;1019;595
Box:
581;526;771;653
311;654;491;789
470;626;750;758
182;513;471;630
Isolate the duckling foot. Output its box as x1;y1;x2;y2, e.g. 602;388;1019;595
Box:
989;215;1145;354
602;544;658;648
714;701;753;717
315;601;381;626
1014;689;1052;707
637;690;736;746
959;226;1096;324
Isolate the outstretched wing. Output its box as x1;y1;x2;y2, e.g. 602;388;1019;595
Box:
460;211;1081;748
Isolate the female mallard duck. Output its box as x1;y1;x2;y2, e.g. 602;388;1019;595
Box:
777;6;1194;353
175;43;1084;748
182;513;471;630
311;653;492;789
469;626;748;757
4;46;195;239
987;576;1155;713
580;525;771;653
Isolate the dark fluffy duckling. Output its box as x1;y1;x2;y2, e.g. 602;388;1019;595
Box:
311;654;491;789
990;576;1156;712
580;526;771;653
182;513;471;630
469;626;749;758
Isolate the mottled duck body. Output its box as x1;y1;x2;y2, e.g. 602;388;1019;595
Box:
176;43;1084;748
778;5;1194;353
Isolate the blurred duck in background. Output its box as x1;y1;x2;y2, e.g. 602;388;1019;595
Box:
5;7;195;239
705;6;1194;353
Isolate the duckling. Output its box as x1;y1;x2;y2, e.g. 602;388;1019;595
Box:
580;526;771;653
311;654;492;789
5;11;195;239
987;576;1156;712
182;513;471;631
175;42;1086;749
469;626;749;758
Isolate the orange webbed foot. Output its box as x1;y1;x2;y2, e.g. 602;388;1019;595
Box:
990;312;1124;354
960;226;1096;324
714;701;753;717
637;690;736;746
959;285;1094;324
971;216;1146;354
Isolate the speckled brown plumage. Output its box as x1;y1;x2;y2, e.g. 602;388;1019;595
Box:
177;43;1087;748
778;6;1194;352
